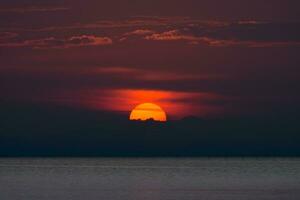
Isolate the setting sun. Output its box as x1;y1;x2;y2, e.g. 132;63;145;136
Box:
129;103;167;122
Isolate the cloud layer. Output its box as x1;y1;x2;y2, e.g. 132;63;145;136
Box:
1;17;300;49
0;4;299;119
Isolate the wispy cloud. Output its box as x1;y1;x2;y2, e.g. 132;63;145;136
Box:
0;35;112;49
1;17;227;32
124;29;155;36
1;16;300;48
187;21;300;47
0;6;69;13
120;29;156;41
87;66;224;81
144;26;300;47
145;30;198;43
0;32;18;40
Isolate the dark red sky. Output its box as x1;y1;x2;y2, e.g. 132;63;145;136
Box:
1;0;300;119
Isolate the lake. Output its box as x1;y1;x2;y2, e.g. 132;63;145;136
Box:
0;158;300;200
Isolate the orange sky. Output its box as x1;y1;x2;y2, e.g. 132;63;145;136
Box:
1;1;300;119
68;89;225;119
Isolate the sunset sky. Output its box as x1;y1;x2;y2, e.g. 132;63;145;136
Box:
1;0;300;120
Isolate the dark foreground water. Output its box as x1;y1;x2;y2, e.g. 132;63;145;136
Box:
0;158;300;200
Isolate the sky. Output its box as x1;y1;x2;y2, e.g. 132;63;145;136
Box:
1;0;300;119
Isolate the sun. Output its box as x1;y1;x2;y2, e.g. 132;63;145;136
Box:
129;103;167;122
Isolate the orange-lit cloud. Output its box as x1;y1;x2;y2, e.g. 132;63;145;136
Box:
145;30;198;42
120;29;156;41
145;30;300;47
124;29;155;36
2;17;300;49
0;35;112;49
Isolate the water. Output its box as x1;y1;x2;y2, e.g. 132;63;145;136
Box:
0;158;300;200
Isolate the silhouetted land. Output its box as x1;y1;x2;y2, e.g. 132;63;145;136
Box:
1;103;300;157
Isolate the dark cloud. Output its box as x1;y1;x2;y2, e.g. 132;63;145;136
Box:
188;21;300;41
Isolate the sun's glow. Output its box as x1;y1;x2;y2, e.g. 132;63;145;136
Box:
129;103;167;122
59;89;223;119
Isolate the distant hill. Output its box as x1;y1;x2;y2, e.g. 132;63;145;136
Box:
1;102;300;157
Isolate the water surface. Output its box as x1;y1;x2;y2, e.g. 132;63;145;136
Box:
0;158;300;200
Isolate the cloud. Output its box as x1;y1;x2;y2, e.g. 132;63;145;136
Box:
29;17;183;32
188;37;300;47
144;30;237;46
120;29;156;41
1;17;226;33
124;29;155;36
87;66;223;81
65;35;113;48
144;22;300;47
0;32;18;40
187;21;300;47
83;16;211;29
0;35;112;49
1;17;300;48
0;6;69;13
237;20;262;25
145;30;199;43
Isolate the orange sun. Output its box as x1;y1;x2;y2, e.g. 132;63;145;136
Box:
129;103;167;122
